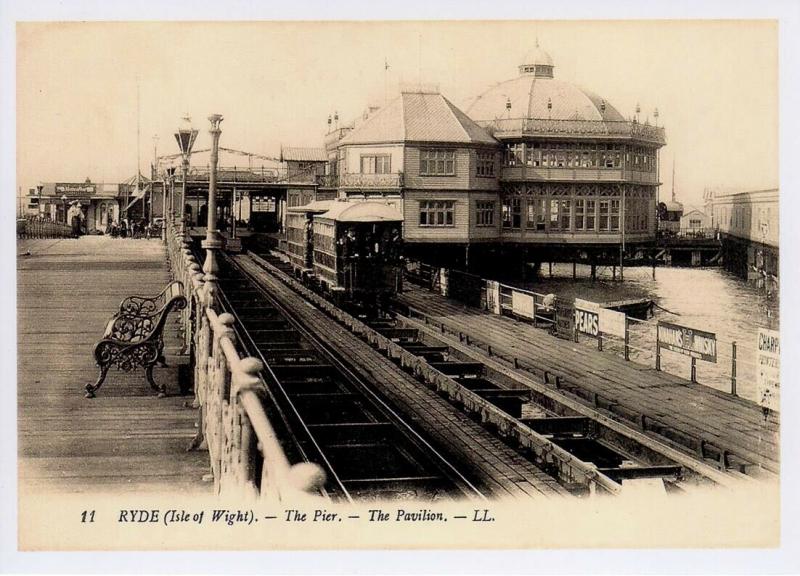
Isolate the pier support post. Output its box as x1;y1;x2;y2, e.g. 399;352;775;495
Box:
548;261;553;278
731;341;737;396
572;260;576;280
590;263;596;282
623;318;630;361
612;265;616;281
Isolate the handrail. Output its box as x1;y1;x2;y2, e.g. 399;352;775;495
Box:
17;216;74;239
165;219;327;501
404;257;770;403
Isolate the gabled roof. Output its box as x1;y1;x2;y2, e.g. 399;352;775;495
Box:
339;90;497;146
281;147;328;162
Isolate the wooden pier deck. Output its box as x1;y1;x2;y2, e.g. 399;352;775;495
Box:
17;237;210;495
396;286;780;476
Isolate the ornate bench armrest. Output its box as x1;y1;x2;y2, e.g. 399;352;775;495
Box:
118;281;184;317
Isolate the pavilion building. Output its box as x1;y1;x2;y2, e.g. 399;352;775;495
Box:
320;43;666;273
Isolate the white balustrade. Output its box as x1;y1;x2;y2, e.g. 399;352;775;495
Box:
165;220;327;501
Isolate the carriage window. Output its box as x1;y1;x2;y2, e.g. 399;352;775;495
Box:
419;200;455;227
476;201;495;226
360;154;391;174
420;149;455;176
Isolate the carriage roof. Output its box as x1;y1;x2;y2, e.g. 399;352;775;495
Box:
317;201;404;223
286;200;336;214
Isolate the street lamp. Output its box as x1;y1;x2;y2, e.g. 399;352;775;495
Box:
202;114;224;287
174;115;198;235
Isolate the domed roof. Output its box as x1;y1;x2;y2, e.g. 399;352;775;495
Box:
467;45;626;124
520;43;554;71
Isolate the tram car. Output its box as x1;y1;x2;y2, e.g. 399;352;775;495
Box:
309;201;404;309
285;200;334;277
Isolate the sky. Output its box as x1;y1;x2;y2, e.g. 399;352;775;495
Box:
16;20;777;207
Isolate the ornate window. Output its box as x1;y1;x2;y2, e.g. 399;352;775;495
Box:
586;199;596;230
560;199;572;230
525;143;541;167
610;199;620;231
550;199;560;230
574;199;585;230
360;154;391;174
476;151;495;177
505;144;524;166
420;149;455;176
476;201;495;226
419;200;455;227
599;199;610;231
502;197;522;229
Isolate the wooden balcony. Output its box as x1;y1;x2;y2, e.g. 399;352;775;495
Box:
484;118;667;146
501;165;658;184
338;172;404;190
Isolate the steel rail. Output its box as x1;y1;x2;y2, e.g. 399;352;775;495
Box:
233;255;487;501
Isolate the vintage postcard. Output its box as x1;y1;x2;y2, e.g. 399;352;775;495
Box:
5;8;798;573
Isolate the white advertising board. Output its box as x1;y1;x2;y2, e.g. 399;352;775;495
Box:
574;299;626;338
599;308;627;338
756;328;780;411
511;291;535;319
486;280;501;315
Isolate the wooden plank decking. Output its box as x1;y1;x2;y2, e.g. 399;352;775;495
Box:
17;237;211;495
397;286;780;476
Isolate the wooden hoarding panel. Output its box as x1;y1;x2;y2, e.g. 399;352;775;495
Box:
657;321;717;363
756;328;780;411
511;291;535;319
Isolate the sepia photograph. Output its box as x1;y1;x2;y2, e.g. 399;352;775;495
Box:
3;2;799;573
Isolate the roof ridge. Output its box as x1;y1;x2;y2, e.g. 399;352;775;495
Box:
527;75;537;118
399;93;407;141
441;94;471;142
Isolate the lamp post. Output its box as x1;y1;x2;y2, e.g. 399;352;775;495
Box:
202;114;224;291
60;194;68;225
174;115;198;235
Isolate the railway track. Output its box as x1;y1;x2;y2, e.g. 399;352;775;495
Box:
240;247;754;496
213;254;485;503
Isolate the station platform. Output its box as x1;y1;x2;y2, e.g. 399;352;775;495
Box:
17;236;210;495
396;285;780;476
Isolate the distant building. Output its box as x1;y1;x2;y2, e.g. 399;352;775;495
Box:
23;178;121;233
679;208;711;234
707;188;778;279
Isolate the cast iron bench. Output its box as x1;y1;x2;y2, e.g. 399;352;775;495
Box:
85;281;187;399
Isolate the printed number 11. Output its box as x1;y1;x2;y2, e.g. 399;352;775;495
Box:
81;510;95;523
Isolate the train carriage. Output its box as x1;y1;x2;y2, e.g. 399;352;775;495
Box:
285;200;334;275
311;201;404;309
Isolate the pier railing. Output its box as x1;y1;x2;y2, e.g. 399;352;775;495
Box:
166;223;327;501
404;260;768;407
17;216;74;239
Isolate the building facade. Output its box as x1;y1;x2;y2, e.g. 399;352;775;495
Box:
318;44;666;272
707;188;779;279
